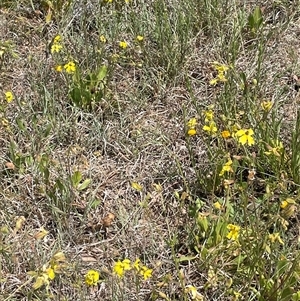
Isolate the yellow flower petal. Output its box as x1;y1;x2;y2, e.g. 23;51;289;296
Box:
214;201;222;210
122;259;131;270
46;267;55;280
85;269;100;286
221;130;231;138
5;91;14;103
187;118;197;128
188;128;197;136
119;41;128;49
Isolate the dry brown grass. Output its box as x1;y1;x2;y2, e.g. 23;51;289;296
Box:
1;1;300;300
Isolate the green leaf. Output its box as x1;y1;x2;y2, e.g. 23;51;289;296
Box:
55;179;65;192
281;287;294;300
197;215;208;232
248;6;263;32
253;6;263;27
77;178;91;190
90;198;101;209
16;118;26;131
71;171;82;187
43;123;52;137
177;255;198;262
70;86;82;106
97;65;107;81
292;291;300;301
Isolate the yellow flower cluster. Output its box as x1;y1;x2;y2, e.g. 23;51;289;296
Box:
268;232;284;245
64;61;76;74
226;224;240;241
100;35;107;43
209;61;230;85
118;35;144;50
51;35;63;54
187;117;197;136
113;258;152;280
29;252;66;290
55;61;76;74
203;110;217;136
261;100;273;112
264;140;283;157
85;269;100;286
219;158;233;177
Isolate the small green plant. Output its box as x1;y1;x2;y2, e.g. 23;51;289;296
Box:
247;6;263;34
68;65;108;111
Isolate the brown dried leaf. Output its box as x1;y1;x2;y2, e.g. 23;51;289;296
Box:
101;213;115;227
81;256;97;262
5;162;15;170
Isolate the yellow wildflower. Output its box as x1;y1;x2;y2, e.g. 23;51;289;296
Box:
212;61;229;73
45;267;55;280
233;291;242;301
51;43;63;53
261;100;273;111
119;41;128;49
213;201;222;210
221;130;231;138
209;62;229;85
236;128;255;146
133;258;141;271
188;128;197;136
139;265;152;280
187;118;197;128
53;35;61;43
29;252;66;290
219;159;233;176
204;110;214;122
217;71;227;82
85;270;100;286
280;200;288;209
64;61;76;74
5;91;14;103
113;260;125;278
122;259;131;271
136;35;144;42
55;65;62;72
268;233;284;245
264;140;283;157
185;285;204;300
100;35;107;43
226;224;240;241
209;78;218;85
203;122;217;135
32;274;49;290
